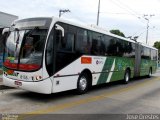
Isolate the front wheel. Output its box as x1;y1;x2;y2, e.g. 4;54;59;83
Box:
148;68;152;78
123;70;130;84
76;73;89;94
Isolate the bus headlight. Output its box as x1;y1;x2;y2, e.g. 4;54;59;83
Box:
35;76;42;81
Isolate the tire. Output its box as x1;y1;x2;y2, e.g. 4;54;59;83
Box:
123;70;130;84
147;68;152;78
76;73;89;94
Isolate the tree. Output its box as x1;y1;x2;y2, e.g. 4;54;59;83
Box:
110;29;125;37
153;41;160;57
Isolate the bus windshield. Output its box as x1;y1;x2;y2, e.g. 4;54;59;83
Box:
4;28;47;71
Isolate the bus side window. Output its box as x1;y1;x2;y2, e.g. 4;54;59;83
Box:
142;47;151;59
151;49;156;60
66;33;75;51
107;38;117;56
91;39;99;55
76;29;90;54
98;35;106;56
56;30;63;50
90;32;101;55
57;31;75;52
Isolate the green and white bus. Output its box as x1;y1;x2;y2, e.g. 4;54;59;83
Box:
3;17;158;94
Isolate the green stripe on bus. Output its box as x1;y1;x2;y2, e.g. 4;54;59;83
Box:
97;57;114;84
97;57;136;84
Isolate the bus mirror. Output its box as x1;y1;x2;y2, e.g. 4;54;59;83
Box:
55;24;64;37
2;28;9;35
1;28;10;46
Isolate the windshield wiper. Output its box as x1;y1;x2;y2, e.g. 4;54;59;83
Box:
14;28;20;56
15;28;20;44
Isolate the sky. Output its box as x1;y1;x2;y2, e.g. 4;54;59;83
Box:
0;0;160;46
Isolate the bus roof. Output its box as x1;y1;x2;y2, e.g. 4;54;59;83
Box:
139;42;158;51
13;17;52;29
14;17;158;51
53;17;158;51
13;17;137;44
52;16;136;44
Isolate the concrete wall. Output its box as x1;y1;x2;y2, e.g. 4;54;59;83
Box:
0;11;18;28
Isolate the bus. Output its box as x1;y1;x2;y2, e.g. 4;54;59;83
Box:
3;17;158;94
0;28;9;68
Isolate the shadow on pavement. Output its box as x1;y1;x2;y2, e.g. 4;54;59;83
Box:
8;75;154;103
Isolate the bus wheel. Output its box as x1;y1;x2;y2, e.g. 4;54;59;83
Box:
148;68;152;78
76;73;89;94
123;70;130;84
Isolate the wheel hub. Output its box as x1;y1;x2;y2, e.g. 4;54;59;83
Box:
125;73;129;82
79;77;87;91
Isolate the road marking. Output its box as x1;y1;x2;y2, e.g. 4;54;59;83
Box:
19;77;160;119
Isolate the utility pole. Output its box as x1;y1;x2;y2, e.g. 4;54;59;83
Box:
97;0;101;26
143;14;155;44
59;9;70;18
145;18;149;44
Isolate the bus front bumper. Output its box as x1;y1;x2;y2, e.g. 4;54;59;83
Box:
3;75;52;94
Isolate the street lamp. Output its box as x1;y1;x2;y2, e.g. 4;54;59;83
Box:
143;14;155;44
145;18;149;44
59;9;70;18
97;0;101;26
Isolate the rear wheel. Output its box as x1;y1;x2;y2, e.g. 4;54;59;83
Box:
76;73;89;94
148;68;152;78
123;70;130;84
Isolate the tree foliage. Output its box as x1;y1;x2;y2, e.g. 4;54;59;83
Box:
110;29;125;37
153;41;160;57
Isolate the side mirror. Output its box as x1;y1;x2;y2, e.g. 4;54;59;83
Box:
55;24;64;37
2;28;9;35
2;28;10;47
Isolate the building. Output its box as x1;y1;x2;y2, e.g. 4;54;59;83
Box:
0;11;18;28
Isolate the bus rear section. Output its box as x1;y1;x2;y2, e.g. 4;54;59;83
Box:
134;43;158;78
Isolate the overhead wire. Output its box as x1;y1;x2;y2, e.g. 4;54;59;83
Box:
57;0;158;40
115;0;157;29
113;0;141;17
109;0;159;40
70;13;87;23
110;0;146;25
100;12;143;15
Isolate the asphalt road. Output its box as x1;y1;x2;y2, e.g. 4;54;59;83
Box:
0;71;160;120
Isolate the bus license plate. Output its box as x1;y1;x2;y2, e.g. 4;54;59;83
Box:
15;81;22;86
